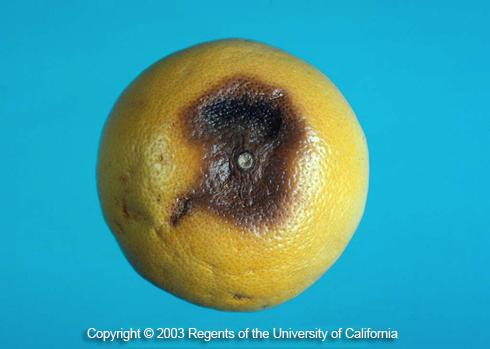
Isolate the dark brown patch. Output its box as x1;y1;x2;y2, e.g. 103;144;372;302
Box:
170;75;306;229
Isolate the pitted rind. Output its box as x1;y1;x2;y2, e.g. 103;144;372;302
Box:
171;76;307;229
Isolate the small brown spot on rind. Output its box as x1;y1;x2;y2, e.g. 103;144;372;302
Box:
171;75;306;229
233;293;251;301
121;198;144;221
114;220;125;235
119;175;128;184
170;196;193;226
122;203;130;218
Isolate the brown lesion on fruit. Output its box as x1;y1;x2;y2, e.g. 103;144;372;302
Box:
170;75;307;229
169;196;193;226
233;293;252;301
114;220;126;235
119;175;128;184
122;202;131;218
121;196;145;221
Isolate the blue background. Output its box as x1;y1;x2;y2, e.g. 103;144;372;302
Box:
1;1;489;348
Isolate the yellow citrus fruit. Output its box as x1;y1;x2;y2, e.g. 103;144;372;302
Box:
97;39;368;311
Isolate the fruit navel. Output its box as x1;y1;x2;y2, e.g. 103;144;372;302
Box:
236;151;254;171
